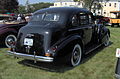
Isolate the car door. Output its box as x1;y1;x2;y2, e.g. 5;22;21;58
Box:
67;12;93;47
79;13;93;46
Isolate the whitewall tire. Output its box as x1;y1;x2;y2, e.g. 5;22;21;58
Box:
104;33;110;46
70;44;82;67
5;34;17;48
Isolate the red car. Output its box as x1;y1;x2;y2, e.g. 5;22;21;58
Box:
95;15;110;25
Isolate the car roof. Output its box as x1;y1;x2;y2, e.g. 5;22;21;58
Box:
33;7;91;15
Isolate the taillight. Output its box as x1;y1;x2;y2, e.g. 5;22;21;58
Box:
45;46;58;57
45;53;51;57
51;46;58;52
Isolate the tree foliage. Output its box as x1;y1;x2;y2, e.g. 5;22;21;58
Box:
17;2;53;14
55;0;73;2
31;2;53;12
17;5;26;14
0;0;18;13
73;0;80;2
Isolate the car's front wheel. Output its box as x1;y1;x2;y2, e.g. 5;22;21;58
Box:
69;44;82;67
103;33;110;46
5;34;17;48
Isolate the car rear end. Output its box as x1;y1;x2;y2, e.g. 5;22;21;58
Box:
8;25;54;63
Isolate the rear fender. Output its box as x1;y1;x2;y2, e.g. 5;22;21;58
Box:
53;35;84;57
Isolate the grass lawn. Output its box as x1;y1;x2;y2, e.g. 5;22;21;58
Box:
0;26;119;79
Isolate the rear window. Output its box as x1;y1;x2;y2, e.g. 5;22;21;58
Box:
31;13;60;22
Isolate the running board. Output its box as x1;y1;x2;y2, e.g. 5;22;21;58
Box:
85;44;103;55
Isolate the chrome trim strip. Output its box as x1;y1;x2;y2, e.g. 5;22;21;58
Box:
8;51;53;62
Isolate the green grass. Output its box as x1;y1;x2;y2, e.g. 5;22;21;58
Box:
0;26;119;79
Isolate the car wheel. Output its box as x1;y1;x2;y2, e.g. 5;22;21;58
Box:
5;34;17;48
104;33;110;46
69;44;82;67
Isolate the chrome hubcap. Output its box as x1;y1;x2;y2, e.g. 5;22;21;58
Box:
71;44;82;66
73;48;80;63
7;37;15;45
104;34;109;46
5;35;17;48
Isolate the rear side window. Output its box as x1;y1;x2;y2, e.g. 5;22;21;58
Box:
71;14;79;26
44;13;60;21
89;15;92;23
31;14;44;21
89;15;93;24
79;13;89;25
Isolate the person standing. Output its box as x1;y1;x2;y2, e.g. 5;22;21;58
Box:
17;14;22;22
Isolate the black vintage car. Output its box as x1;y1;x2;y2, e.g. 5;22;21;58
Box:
8;7;110;66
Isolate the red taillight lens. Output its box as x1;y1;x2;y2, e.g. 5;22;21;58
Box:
51;46;57;52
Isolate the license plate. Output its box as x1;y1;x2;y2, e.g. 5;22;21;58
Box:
116;48;120;57
24;38;33;46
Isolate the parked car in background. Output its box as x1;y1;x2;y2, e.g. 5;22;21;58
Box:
0;14;17;23
110;11;120;27
94;15;110;25
0;14;27;48
8;7;110;67
0;22;27;48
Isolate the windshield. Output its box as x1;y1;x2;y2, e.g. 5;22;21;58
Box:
31;13;60;22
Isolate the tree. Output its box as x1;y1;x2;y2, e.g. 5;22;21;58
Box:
17;2;53;14
73;0;80;2
31;2;53;12
0;0;18;13
17;5;26;14
25;0;32;13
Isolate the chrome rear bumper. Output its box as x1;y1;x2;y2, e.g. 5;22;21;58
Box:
8;51;53;62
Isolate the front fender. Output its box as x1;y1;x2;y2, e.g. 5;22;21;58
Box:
0;28;17;41
0;28;17;35
103;27;110;36
100;27;110;43
101;27;110;37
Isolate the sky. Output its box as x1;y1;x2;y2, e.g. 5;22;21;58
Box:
18;0;54;5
